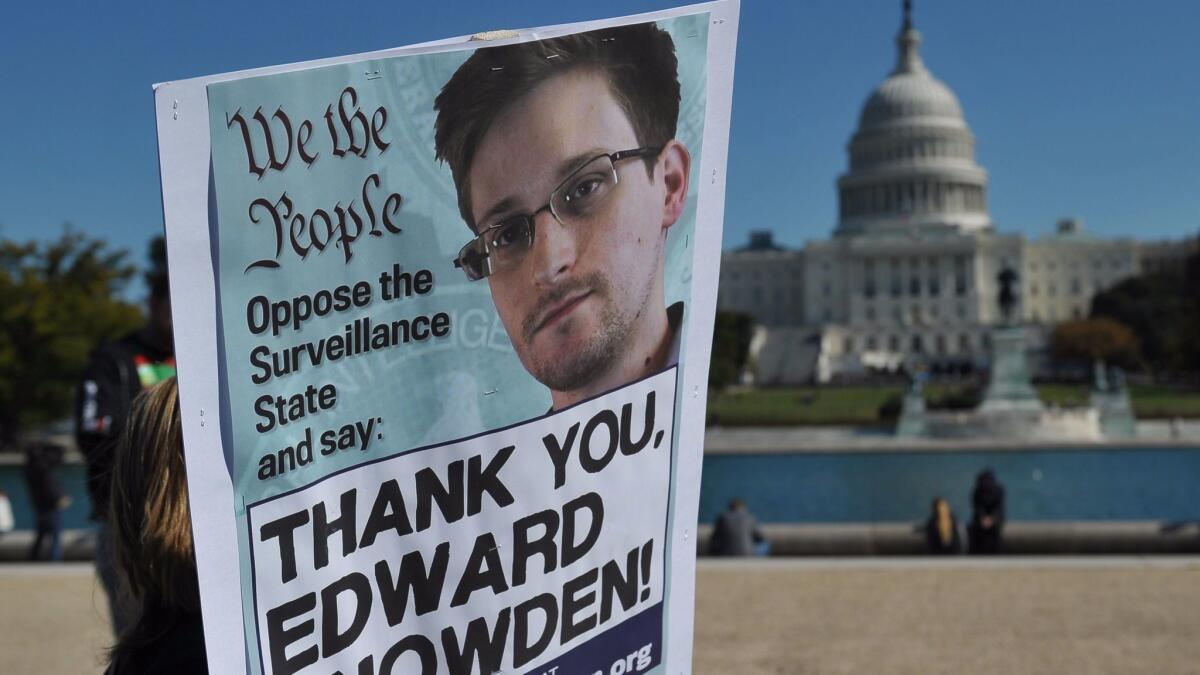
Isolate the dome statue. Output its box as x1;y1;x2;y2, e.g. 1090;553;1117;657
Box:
836;1;992;238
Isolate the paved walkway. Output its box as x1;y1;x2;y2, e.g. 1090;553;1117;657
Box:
693;557;1200;674
0;564;111;674
2;558;1199;674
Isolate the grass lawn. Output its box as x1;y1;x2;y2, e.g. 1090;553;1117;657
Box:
1035;383;1200;419
708;383;1200;426
1123;384;1200;419
706;386;901;426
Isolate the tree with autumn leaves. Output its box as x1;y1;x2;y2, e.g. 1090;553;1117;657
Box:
1050;317;1140;370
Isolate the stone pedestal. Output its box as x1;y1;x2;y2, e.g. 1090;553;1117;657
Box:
1091;390;1136;438
891;326;1112;441
896;389;927;438
978;326;1044;413
1091;364;1137;439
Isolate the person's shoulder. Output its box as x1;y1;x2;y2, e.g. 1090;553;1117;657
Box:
667;301;684;329
664;301;685;367
113;614;208;675
90;331;142;361
80;335;137;381
112;651;207;675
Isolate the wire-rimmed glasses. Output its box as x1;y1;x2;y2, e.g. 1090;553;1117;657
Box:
453;146;661;281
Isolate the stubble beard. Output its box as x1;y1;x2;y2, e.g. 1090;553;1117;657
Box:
519;272;629;394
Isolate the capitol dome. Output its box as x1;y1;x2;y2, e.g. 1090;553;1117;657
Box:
835;3;991;237
858;69;964;132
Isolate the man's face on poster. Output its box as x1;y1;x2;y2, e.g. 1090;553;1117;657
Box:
466;69;688;393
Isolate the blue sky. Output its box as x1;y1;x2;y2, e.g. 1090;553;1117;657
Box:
2;0;1197;276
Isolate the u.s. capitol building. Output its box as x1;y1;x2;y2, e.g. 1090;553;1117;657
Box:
719;6;1194;384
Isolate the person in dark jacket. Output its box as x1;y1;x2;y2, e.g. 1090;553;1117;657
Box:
106;377;206;674
710;498;766;557
968;469;1006;554
77;239;175;634
23;443;69;561
924;496;961;555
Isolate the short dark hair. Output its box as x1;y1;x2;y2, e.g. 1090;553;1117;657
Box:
434;22;681;230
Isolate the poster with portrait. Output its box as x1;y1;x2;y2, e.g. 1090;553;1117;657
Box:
155;2;738;673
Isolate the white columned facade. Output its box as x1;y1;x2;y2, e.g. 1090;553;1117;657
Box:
715;3;1191;384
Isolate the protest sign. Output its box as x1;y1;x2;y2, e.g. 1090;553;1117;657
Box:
154;2;738;673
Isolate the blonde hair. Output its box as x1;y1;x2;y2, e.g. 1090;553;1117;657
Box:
108;377;198;621
934;497;954;546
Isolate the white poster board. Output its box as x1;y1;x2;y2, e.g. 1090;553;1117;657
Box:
154;3;737;672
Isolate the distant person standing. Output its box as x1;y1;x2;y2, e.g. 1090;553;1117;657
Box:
23;442;70;561
75;237;175;634
710;498;766;557
968;469;1005;554
0;489;14;538
924;497;961;555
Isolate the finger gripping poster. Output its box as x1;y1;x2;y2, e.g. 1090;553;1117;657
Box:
157;3;737;673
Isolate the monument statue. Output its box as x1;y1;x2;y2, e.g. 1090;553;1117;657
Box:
908;374;924;396
895;269;1134;439
997;267;1019;324
1093;359;1110;393
977;265;1041;416
1091;361;1136;438
1111;367;1127;392
897;368;928;438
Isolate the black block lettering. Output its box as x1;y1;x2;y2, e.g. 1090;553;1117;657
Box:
321;573;372;658
313;489;357;570
260;510;310;584
266;593;317;675
375;542;450;626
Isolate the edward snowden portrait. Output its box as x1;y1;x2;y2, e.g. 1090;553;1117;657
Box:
435;23;691;411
